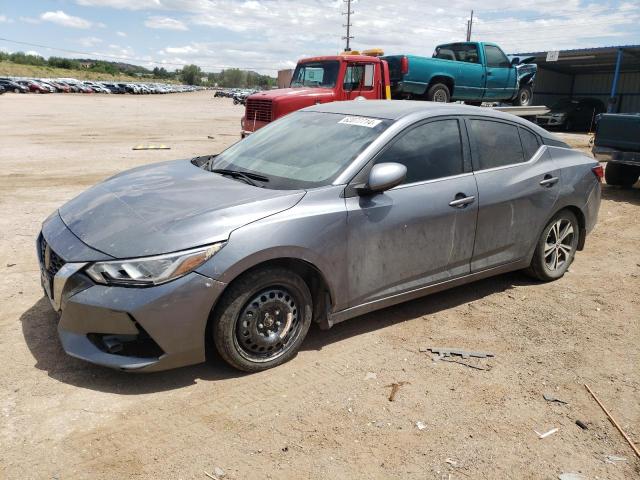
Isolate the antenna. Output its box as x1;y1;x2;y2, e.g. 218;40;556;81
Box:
466;9;474;41
342;0;354;52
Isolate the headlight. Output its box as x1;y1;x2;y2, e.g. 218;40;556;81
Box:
85;243;224;286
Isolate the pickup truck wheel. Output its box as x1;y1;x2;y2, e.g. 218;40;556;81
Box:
427;83;450;103
526;210;579;282
605;162;639;188
212;267;313;372
513;85;532;106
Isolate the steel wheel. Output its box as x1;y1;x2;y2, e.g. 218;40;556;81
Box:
234;287;303;363
544;219;575;271
519;88;530;106
433;89;447;102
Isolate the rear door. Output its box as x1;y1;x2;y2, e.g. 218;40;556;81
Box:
467;119;560;271
483;45;516;101
345;118;478;307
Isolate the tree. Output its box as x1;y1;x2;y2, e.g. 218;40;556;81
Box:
181;64;203;85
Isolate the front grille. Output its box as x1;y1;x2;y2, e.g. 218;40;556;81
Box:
39;236;66;278
246;98;273;123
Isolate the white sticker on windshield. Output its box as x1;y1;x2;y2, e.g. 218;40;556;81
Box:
338;116;382;128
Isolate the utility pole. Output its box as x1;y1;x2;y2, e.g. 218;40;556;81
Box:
342;0;354;51
466;9;474;41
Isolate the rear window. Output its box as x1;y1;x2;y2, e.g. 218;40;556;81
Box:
519;128;541;159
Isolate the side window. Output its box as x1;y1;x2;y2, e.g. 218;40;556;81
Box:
375;120;464;184
344;63;374;91
469;119;524;169
519;128;541;160
484;45;510;68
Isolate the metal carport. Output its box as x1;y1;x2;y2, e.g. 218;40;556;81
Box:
516;45;640;113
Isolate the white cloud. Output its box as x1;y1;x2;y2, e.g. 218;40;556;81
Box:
78;36;103;47
40;10;93;29
145;15;188;30
116;31;127;37
0;14;14;23
67;0;640;73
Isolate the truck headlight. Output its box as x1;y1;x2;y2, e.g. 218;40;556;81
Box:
85;243;224;286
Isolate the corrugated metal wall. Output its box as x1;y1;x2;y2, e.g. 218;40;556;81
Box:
533;69;640;112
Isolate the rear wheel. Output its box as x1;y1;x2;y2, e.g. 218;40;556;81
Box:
512;85;532;106
605;162;639;188
526;210;579;282
427;83;450;103
212;268;313;372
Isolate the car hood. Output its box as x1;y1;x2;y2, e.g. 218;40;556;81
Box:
249;87;336;102
59;159;305;258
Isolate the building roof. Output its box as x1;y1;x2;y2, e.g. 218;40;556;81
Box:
514;45;640;75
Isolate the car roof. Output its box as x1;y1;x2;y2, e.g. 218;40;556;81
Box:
304;100;554;139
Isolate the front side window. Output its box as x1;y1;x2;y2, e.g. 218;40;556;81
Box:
290;61;340;88
484;45;510;68
211;111;390;189
374;119;464;184
343;63;375;91
469;119;524;169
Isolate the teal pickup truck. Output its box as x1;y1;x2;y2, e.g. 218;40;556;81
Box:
383;42;537;106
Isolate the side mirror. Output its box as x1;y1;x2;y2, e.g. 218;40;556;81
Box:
359;162;407;195
511;57;520;66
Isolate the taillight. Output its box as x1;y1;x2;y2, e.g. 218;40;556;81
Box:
400;56;409;75
592;164;604;182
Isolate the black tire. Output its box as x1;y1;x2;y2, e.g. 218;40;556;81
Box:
526;210;579;282
14;88;20;94
212;268;313;372
604;162;639;188
512;85;532;106
427;83;450;103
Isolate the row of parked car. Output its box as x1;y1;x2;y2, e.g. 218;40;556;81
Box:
0;77;203;95
214;88;260;105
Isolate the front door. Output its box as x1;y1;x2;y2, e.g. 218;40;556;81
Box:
343;62;379;100
466;118;561;271
345;118;478;307
483;45;516;101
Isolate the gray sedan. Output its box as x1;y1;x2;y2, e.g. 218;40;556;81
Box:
37;101;602;372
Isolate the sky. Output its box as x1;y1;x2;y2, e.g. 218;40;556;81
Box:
0;0;638;74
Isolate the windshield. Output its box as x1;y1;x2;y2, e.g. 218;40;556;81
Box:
209;111;391;189
290;61;340;88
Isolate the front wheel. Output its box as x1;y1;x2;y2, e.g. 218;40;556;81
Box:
512;85;532;106
526;210;579;281
212;268;313;372
427;83;450;103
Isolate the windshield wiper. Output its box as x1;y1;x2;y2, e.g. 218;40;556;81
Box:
211;168;269;187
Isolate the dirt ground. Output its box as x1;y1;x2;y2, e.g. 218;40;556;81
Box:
0;92;638;480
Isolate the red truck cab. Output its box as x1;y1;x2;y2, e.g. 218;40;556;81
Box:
241;51;391;136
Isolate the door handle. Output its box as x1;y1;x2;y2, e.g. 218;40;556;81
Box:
449;194;475;208
539;175;559;187
487;71;493;76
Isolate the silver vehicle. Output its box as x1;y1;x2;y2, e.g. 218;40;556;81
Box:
37;101;602;372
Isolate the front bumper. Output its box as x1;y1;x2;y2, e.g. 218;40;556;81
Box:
37;216;226;372
536;115;566;127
